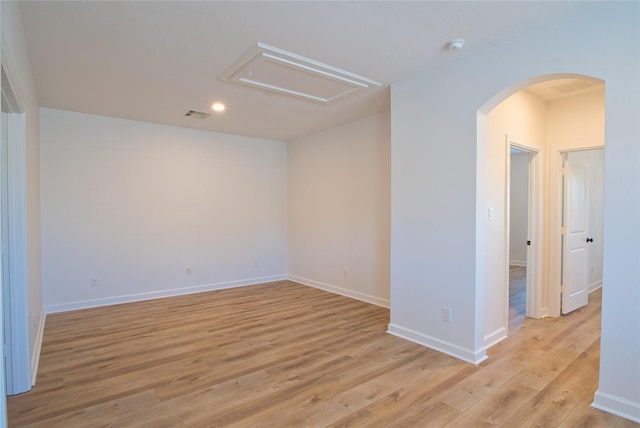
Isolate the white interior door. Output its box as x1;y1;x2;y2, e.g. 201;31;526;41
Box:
561;153;590;314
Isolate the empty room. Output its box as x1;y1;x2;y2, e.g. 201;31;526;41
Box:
1;1;638;426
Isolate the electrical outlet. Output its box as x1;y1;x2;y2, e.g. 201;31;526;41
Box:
442;307;452;323
343;269;348;277
90;278;98;287
186;267;192;275
254;261;259;269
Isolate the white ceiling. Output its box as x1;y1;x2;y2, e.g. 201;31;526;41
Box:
19;1;603;141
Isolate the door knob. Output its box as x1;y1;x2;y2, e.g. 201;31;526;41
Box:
586;237;594;243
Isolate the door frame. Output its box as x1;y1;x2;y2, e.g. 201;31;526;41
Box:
549;146;604;317
505;137;543;321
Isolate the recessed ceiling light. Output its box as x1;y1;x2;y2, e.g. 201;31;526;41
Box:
212;102;225;112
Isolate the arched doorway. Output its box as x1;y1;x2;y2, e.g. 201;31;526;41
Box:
477;73;605;350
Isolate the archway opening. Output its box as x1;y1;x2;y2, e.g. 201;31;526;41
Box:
477;73;605;351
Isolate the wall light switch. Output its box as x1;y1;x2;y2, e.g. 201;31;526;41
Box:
442;307;452;323
488;208;494;221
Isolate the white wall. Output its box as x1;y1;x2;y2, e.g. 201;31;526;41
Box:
390;2;639;420
1;0;44;385
40;108;287;312
547;88;605;150
509;153;529;266
288;112;390;307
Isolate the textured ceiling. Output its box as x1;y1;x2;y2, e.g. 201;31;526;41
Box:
19;1;602;141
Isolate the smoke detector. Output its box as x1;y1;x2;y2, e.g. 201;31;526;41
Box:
447;39;465;51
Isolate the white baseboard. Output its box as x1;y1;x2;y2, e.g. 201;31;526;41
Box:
386;323;487;365
592;390;640;423
288;275;390;308
483;327;507;349
31;308;46;386
45;275;288;314
509;260;527;267
589;280;603;293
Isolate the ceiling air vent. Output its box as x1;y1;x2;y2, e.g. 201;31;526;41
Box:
551;80;597;95
220;42;381;104
184;110;210;119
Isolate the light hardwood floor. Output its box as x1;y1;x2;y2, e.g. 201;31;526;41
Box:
8;280;638;427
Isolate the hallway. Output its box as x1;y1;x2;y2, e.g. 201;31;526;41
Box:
509;265;526;328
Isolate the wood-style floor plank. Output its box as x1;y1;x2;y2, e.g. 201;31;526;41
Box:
7;279;638;427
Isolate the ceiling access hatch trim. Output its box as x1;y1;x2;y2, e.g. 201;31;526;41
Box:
220;42;381;104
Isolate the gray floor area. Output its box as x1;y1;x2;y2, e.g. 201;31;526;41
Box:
509;265;526;327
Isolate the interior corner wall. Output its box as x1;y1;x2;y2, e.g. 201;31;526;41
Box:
40;108;288;312
1;1;44;378
390;2;639;417
546;88;605;150
287;111;391;307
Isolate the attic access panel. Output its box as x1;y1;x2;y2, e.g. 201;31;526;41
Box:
220;43;381;104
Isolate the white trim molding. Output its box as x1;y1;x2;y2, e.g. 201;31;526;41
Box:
593;390;640;423
30;309;46;386
45;275;288;314
588;280;603;293
288;274;389;309
1;35;25;114
387;323;487;365
483;327;507;349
